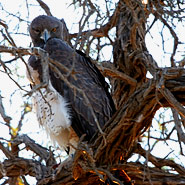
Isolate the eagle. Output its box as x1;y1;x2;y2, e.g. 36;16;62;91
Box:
27;15;115;154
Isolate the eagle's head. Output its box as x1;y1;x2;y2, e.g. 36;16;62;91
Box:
29;15;64;47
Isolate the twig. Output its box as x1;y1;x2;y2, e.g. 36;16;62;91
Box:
36;0;52;16
154;11;179;67
0;92;11;123
0;142;14;159
171;109;185;144
12;135;56;166
97;167;123;185
136;143;185;175
97;64;137;87
69;0;120;39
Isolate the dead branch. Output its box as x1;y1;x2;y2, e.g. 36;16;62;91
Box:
12;135;56;166
0;157;50;180
93;67;185;165
135;143;185;175
0;92;11;123
36;0;52;16
0;142;14;159
171;108;185;146
118;162;185;185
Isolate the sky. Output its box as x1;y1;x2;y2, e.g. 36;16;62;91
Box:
0;0;185;184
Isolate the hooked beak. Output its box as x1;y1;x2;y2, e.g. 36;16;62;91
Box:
41;29;50;43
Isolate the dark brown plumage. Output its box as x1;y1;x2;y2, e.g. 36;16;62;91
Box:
45;38;115;140
27;15;115;151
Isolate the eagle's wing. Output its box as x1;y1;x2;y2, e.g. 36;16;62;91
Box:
44;38;115;141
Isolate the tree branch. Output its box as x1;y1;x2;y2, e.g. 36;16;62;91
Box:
12;135;56;166
36;0;52;16
135;143;185;175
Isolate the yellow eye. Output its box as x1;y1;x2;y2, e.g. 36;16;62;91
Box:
52;27;57;32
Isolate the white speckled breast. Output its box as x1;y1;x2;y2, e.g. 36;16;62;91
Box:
27;65;79;152
33;82;71;136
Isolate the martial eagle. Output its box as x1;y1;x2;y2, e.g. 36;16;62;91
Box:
27;15;115;153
